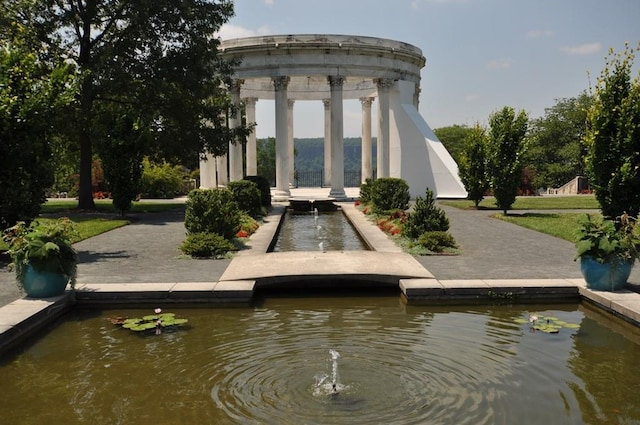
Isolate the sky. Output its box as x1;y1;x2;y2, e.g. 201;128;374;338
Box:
218;0;640;139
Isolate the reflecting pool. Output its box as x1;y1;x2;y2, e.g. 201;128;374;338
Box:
272;210;368;252
1;296;639;424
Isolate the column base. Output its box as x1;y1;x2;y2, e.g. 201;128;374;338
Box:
273;189;291;202
329;188;346;199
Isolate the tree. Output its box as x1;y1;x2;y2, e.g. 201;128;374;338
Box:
526;93;592;189
0;44;74;228
434;125;473;164
487;106;529;214
1;0;248;210
585;43;640;219
95;106;147;215
458;124;490;208
257;137;276;186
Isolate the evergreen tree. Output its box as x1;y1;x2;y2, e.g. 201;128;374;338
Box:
487;106;529;214
585;43;640;219
458;124;490;208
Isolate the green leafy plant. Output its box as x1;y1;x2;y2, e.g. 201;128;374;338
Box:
514;313;580;334
180;232;236;258
402;188;450;239
244;175;272;208
110;308;189;334
358;178;374;204
140;159;184;199
227;180;262;219
369;177;410;213
412;231;457;253
2;218;78;289
584;43;640;219
574;213;640;263
184;188;241;240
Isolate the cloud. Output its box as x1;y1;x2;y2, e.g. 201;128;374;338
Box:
560;42;601;55
486;57;512;70
217;24;273;40
526;30;553;39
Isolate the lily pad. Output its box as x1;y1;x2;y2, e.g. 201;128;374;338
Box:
515;312;580;334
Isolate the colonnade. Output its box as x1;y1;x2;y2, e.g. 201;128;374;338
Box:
208;77;395;200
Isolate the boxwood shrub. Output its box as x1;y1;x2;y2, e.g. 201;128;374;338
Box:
184;188;241;240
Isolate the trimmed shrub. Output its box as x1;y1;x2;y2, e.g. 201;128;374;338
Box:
227;180;262;218
359;178;374;204
140;159;184;199
402;188;449;239
369;177;410;213
184;188;241;240
180;232;235;258
414;231;457;253
244;175;272;207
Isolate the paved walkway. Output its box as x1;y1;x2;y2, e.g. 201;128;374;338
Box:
1;191;639;308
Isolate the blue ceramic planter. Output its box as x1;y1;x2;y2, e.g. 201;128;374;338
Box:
22;264;69;298
580;256;634;291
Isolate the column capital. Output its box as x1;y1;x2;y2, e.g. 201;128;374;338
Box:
327;75;345;88
272;76;290;91
288;99;295;108
243;97;258;106
229;78;244;92
374;78;394;89
322;99;331;108
359;97;374;107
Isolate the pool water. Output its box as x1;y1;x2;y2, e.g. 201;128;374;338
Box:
272;210;368;252
1;297;639;424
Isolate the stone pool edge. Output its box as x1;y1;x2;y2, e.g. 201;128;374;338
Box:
3;202;640;355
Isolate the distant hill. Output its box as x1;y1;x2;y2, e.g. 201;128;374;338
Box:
289;137;378;172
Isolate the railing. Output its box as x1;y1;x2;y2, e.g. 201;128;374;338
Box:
294;170;366;187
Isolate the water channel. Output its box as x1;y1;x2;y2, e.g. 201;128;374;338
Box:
272;209;368;252
1;297;639;424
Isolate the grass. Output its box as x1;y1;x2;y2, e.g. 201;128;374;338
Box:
41;199;184;214
440;195;600;210
493;212;598;243
1;200;184;251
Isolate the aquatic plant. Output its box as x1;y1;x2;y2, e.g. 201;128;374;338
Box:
514;313;580;334
110;309;189;334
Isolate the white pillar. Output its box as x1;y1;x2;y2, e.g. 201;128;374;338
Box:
328;76;345;198
244;97;258;176
273;76;290;199
376;78;392;178
199;152;217;189
228;79;244;182
323;99;331;187
287;99;295;186
216;155;228;186
360;97;374;183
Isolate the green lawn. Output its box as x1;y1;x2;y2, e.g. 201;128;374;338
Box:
1;200;183;251
493;212;601;243
440;195;600;210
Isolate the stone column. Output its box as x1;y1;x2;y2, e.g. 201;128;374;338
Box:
244;97;258;176
328;76;345;198
273;76;290;199
228;79;244;182
375;78;393;178
360;97;374;183
323;99;331;187
287;99;295;186
414;85;421;109
199;151;216;189
216;154;228;186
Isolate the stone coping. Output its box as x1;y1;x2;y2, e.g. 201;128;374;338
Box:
3;278;640;355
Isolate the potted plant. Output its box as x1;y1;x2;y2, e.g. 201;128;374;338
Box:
2;217;78;297
575;213;640;291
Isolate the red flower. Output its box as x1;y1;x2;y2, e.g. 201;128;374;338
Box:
236;230;248;238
